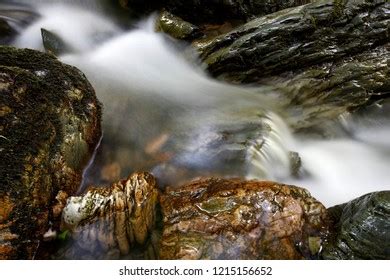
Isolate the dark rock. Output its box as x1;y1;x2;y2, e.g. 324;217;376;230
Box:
322;191;390;260
272;44;390;131
160;178;330;259
163;0;313;24
41;28;73;56
0;18;14;43
198;0;390;82
120;0;312;24
0;3;39;44
0;46;102;259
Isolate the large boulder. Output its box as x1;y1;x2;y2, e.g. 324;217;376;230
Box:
194;0;390;132
160;178;330;259
198;0;390;82
322;191;390;259
0;46;102;259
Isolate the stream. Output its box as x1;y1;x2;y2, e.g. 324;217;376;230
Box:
3;0;390;207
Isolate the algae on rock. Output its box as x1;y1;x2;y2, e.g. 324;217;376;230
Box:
0;46;101;259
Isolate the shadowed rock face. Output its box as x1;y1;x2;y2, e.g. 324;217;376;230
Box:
160;178;330;259
322;191;390;260
0;18;14;43
119;0;312;23
0;46;101;259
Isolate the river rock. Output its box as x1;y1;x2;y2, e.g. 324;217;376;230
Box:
41;28;73;56
160;178;330;259
322;191;390;260
60;172;159;259
198;0;390;82
273;44;390;131
155;10;201;40
0;46;101;259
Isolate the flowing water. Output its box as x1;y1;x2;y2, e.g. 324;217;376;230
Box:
3;0;390;206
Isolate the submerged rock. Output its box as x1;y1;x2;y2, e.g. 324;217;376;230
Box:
0;46;101;259
322;191;390;260
61;172;159;259
198;0;390;82
160;178;330;259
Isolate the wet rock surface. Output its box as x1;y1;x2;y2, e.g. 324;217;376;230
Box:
0;46;101;259
273;44;390;131
322;191;390;260
60;172;159;259
198;0;390;82
160;178;330;259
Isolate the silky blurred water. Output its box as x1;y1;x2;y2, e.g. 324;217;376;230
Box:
5;0;390;206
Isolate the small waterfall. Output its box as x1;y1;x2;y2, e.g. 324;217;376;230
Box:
6;1;390;206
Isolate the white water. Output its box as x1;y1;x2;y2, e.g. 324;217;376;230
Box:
13;3;120;52
8;2;390;206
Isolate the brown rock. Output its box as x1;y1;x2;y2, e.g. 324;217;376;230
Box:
60;172;159;259
160;178;330;259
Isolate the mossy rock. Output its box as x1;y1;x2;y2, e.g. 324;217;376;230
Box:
0;46;102;259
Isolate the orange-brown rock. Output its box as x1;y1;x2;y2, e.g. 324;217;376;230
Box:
60;172;159;259
160;178;330;259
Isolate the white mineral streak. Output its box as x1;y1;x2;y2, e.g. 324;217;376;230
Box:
61;173;158;256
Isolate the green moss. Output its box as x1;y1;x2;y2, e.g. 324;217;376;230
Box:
0;46;102;259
